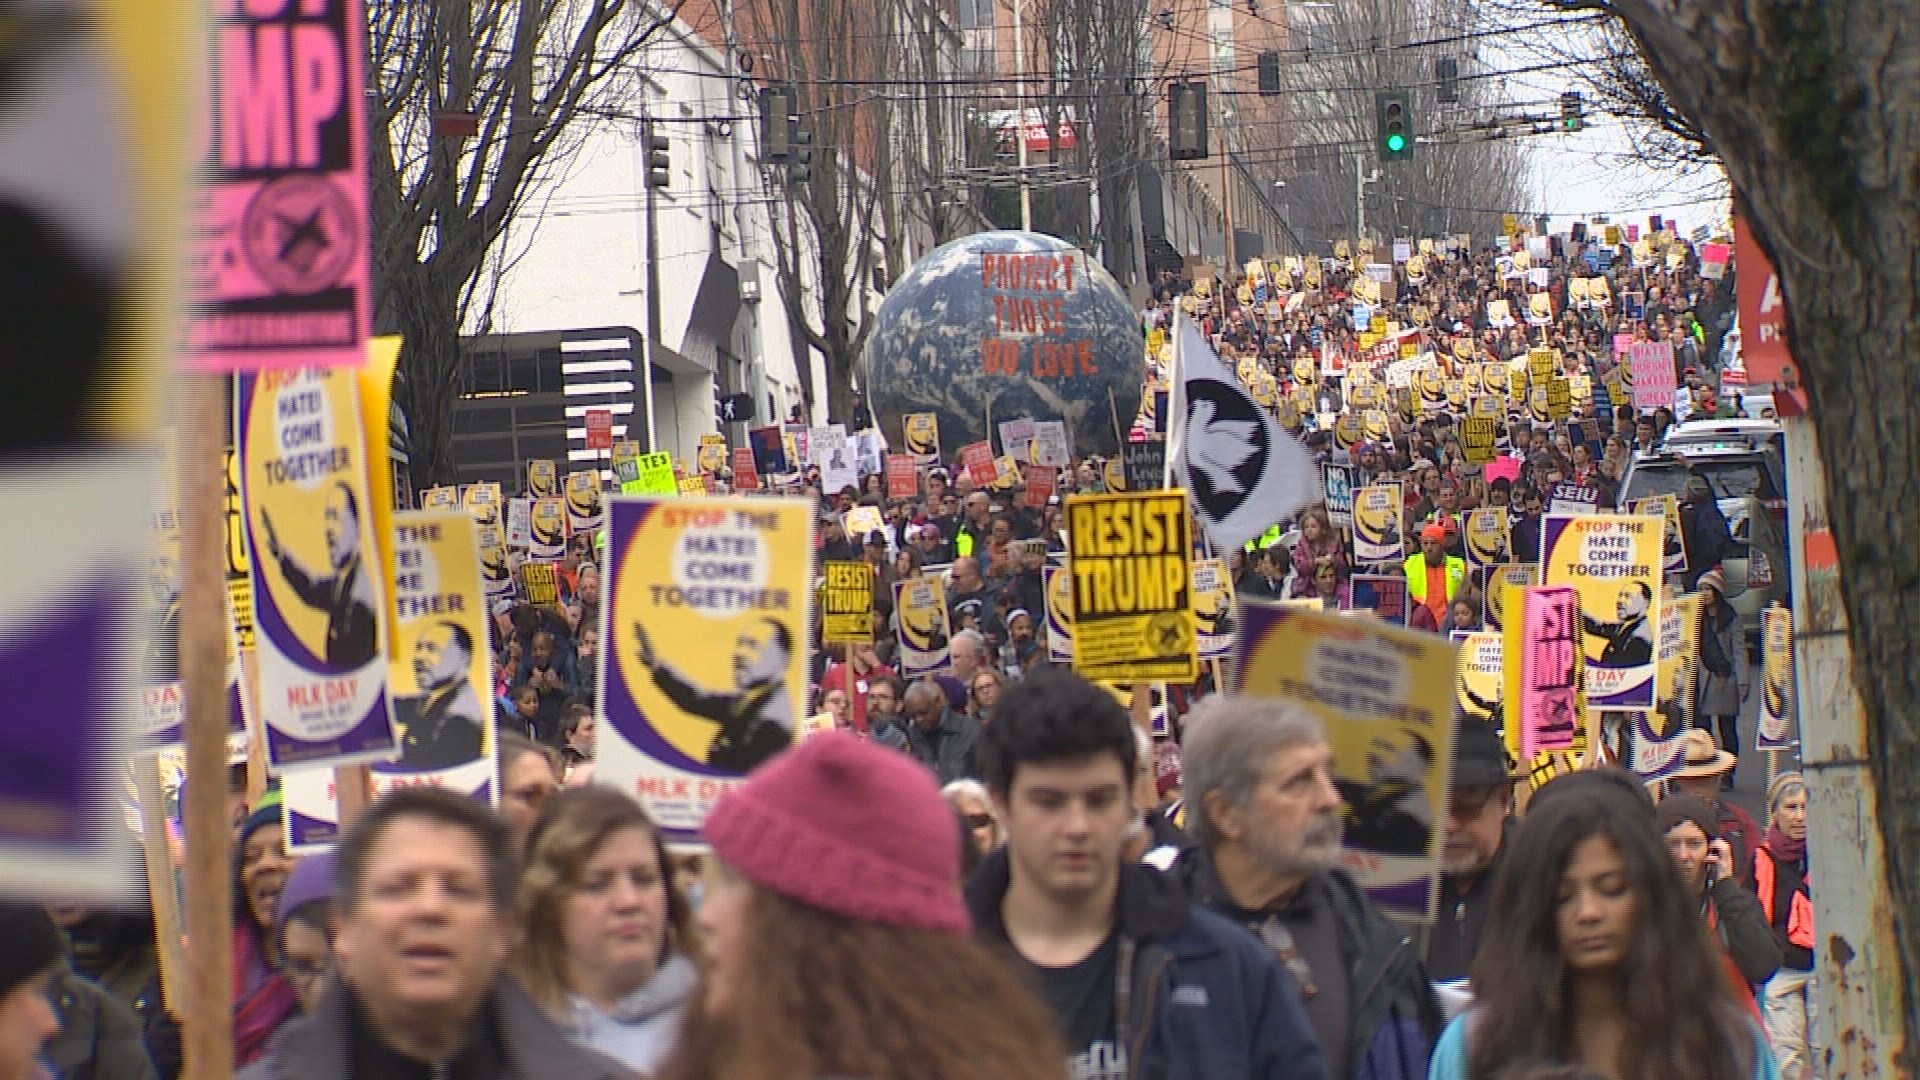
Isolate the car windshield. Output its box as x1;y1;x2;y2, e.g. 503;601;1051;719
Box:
1626;457;1771;502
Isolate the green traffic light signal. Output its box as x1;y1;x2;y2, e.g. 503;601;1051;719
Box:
1386;132;1407;152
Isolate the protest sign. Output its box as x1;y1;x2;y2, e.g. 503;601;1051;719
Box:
518;562;561;606
1528;386;1551;424
843;506;885;542
992;455;1022;491
1757;605;1797;749
478;526;512;601
566;471;605;535
1635;589;1701;779
420;486;459;511
237;368;395;769
527;459;558;497
1461;417;1497;465
1463;508;1509;568
1541;513;1663;709
731;447;760;491
1453;631;1504;726
1483;563;1537;630
960;441;998;487
144;435;250;751
1044;565;1076;663
1628;341;1677;410
283;510;498;851
530;497;568;560
504;498;533;550
1510;585;1585;765
1123;442;1166;492
1025;465;1059;506
1547;482;1601;515
1546;376;1571;421
1033;420;1071;466
1322;463;1356;525
1629;495;1687;576
998;417;1035;461
627;452;676;496
461;482;503;528
748;426;789;475
820;562;875;644
191;0;371;371
697;435;728;475
1063;491;1196;682
894;576;952;678
904;412;941;464
1347;575;1411;625
856;430;887;479
585;410;614;451
1103;458;1128;492
886;454;919;499
1353;484;1405;564
1191;558;1237;661
1234;603;1456;920
599;496;813;844
813;425;856;493
612;440;642;474
677;475;708;497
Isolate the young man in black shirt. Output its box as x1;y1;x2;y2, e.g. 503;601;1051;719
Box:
965;669;1326;1080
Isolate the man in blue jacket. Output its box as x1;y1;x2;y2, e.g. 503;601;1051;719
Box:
1171;695;1443;1080
964;669;1326;1080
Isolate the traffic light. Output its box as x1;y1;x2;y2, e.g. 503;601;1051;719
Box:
788;129;813;185
1560;91;1583;132
646;131;671;188
1435;57;1459;104
1170;82;1208;160
1257;52;1280;97
761;84;794;161
1374;90;1413;161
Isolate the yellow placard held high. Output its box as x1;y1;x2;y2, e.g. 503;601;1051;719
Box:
1064;491;1196;682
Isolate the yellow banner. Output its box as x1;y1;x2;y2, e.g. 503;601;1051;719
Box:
894;575;952;678
1192;557;1236;661
1541;514;1663;709
1353;484;1405;563
1235;602;1456;920
1454;630;1503;726
527;459;558;498
530;496;568;560
1063;491;1196;682
599;496;815;843
1463;507;1509;568
820;561;875;644
1757;605;1796;749
1483;563;1537;630
903;412;941;461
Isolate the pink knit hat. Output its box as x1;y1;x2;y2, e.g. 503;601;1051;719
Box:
703;732;971;936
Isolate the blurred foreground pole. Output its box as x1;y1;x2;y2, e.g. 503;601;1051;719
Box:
1786;415;1904;1078
179;375;234;1080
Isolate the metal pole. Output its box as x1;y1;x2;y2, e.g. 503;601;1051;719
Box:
1785;414;1904;1078
1221;149;1235;273
1011;0;1032;232
643;117;662;452
1356;155;1366;247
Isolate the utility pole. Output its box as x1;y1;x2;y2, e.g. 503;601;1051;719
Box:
1786;416;1907;1078
1356;155;1366;247
1010;0;1032;231
1220;149;1235;273
642;116;664;451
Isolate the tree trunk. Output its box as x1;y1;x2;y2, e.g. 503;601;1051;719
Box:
389;266;465;490
1602;0;1919;1065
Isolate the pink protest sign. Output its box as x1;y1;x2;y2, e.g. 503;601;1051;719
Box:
1520;585;1582;760
189;0;372;371
1628;342;1677;410
1483;457;1520;485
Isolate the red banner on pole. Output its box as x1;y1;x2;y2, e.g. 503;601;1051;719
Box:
731;446;759;490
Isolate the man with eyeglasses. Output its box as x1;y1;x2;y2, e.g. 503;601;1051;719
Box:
862;673;910;751
1425;721;1513;984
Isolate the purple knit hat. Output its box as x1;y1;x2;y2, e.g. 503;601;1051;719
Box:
276;850;337;931
703;732;970;936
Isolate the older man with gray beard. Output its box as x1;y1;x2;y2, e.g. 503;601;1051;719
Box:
1170;696;1442;1080
1424;720;1513;984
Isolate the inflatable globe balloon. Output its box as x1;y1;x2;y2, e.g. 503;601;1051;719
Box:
863;231;1145;460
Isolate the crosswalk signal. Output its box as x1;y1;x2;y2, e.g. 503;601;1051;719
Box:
1560;91;1584;132
761;84;794;161
647;132;671;188
1374;90;1413;161
1170;82;1208;160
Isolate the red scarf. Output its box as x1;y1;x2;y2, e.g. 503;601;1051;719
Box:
231;923;295;1066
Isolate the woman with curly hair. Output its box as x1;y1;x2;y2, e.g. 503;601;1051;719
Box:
514;786;701;1073
1429;771;1776;1080
657;733;1064;1080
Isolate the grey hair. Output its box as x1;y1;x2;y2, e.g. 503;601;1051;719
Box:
951;628;986;661
1181;694;1326;850
940;778;991;806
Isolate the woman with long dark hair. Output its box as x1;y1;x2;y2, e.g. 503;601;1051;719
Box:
1429;773;1775;1080
658;732;1064;1080
514;786;700;1073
